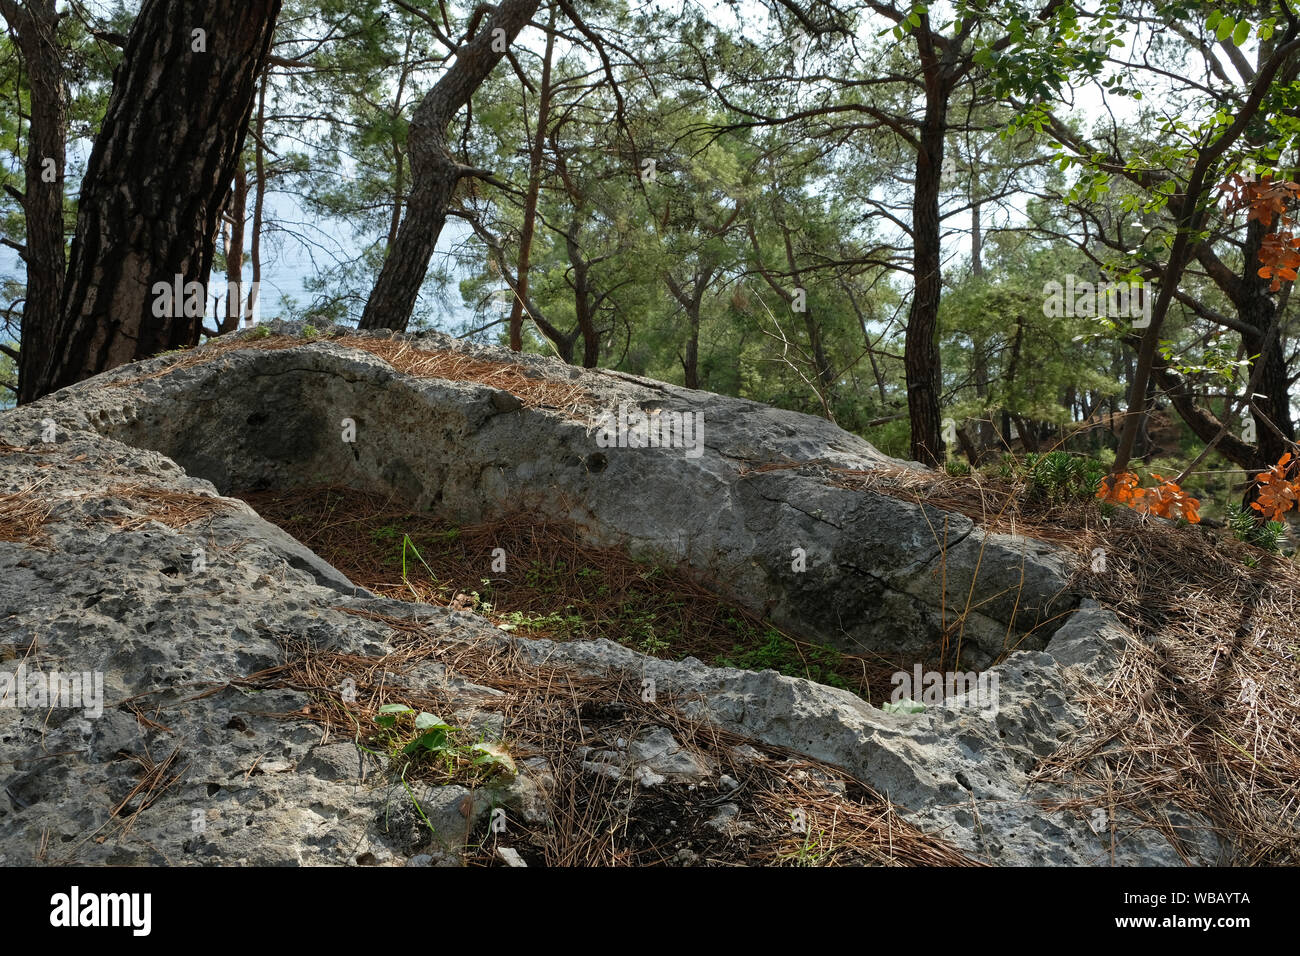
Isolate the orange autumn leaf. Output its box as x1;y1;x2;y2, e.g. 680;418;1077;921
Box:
1257;231;1300;291
1220;173;1300;291
1145;475;1201;523
1099;471;1200;523
1140;474;1173;517
1097;471;1144;505
1251;453;1299;521
1245;176;1300;224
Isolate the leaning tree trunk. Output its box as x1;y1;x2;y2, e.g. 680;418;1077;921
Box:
33;0;280;399
1;0;68;405
360;0;541;332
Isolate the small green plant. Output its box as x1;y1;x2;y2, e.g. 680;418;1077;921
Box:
717;620;850;690
1225;503;1287;552
401;533;441;595
372;704;516;776
524;560;568;592
375;704;456;756
778;827;832;866
637;631;671;654
1025;451;1105;503
247;325;271;340
496;608;585;635
302;324;318;338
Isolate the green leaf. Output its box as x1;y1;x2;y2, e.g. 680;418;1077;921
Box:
1215;17;1235;42
1260;22;1275;41
375;703;413;728
1232;19;1250;46
908;12;921;27
414;712;448;730
404;728;450;754
1206;10;1221;30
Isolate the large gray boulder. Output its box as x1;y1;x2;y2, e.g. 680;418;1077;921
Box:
0;322;1224;865
44;321;1073;669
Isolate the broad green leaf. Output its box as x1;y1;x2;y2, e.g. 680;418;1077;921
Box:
414;712;448;730
1232;20;1250;46
1215;17;1235;41
404;728;450;754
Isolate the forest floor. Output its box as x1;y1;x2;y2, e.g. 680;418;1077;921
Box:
182;329;1297;862
239;486;918;705
241;462;1300;863
842;464;1300;864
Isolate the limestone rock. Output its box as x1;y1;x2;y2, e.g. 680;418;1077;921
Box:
0;323;1223;866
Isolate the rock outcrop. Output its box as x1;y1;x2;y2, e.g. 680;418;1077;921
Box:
0;322;1225;865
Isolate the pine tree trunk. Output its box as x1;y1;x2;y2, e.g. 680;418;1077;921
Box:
247;76;267;327
1240;219;1295;471
509;8;555;352
905;110;947;466
359;0;540;332
34;0;280;397
2;0;67;405
220;162;248;335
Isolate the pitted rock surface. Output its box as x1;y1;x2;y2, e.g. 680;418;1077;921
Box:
0;323;1224;865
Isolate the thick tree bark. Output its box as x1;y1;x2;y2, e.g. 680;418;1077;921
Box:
1151;359;1258;469
905;106;947;466
1238;218;1294;470
35;0;280;397
359;0;541;331
2;0;67;405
